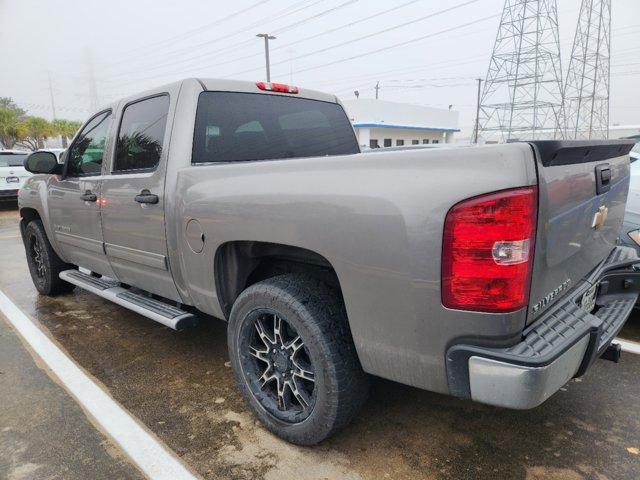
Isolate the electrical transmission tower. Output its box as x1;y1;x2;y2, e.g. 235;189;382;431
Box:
560;0;611;139
478;0;564;142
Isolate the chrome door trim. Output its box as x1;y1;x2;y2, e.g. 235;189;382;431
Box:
56;231;105;254
105;243;167;270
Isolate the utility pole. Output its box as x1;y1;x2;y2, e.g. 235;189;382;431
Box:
256;33;276;82
473;78;482;143
47;71;57;120
86;48;99;112
375;81;380;99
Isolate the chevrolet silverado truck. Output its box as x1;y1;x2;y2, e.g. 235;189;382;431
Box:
19;78;638;445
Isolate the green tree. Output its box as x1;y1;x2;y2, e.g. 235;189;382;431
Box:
52;119;82;147
0;108;27;149
0;97;28;149
0;97;26;117
19;117;56;151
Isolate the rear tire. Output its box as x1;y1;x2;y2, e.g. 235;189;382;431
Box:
23;219;75;296
228;273;369;445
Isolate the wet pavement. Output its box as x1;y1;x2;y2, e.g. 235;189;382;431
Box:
1;201;640;480
0;311;145;480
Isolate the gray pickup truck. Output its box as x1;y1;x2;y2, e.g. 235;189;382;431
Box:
19;78;638;445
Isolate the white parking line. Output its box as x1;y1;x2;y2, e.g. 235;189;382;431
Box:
0;290;199;480
615;337;640;355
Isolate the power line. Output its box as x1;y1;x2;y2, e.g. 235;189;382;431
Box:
280;13;500;78
165;0;430;75
99;0;322;77
101;0;356;81
102;0;483;90
98;0;274;68
224;0;486;78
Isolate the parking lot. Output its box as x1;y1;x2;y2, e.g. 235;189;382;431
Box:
1;201;639;480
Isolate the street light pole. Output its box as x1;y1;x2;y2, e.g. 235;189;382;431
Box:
256;33;276;82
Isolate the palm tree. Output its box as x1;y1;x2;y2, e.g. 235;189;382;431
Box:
0;108;27;149
19;117;56;150
52;119;82;147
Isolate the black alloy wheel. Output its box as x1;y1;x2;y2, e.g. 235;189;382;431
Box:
239;310;316;423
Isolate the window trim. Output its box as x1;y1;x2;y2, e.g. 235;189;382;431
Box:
190;90;360;166
111;92;170;175
63;109;112;179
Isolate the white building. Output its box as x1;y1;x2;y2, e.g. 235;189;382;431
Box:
342;99;460;149
610;124;640;140
454;124;640;144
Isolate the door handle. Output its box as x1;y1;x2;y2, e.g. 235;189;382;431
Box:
80;191;97;202
135;190;159;204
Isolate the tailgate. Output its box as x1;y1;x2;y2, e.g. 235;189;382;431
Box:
527;139;636;323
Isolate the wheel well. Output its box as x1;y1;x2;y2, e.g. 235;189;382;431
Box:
215;241;342;319
20;207;40;224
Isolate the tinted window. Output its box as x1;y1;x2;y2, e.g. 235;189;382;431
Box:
0;153;27;167
114;95;169;172
383;139;392;147
192;92;359;164
67;111;112;176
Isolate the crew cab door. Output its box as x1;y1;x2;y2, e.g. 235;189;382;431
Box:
100;93;180;301
47;110;116;276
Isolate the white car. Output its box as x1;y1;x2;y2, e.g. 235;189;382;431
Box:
0;149;31;201
36;148;66;163
630;142;640;163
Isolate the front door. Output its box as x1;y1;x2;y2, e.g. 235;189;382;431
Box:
47;110;115;276
100;94;180;301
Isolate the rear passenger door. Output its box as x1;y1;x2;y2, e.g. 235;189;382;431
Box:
100;93;180;301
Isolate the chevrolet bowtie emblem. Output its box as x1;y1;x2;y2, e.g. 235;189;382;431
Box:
592;205;608;229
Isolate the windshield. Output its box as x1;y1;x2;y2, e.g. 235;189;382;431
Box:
0;153;28;167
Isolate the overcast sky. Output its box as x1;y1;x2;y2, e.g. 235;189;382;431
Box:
1;0;638;132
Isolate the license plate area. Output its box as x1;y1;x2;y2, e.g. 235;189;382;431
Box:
581;283;598;313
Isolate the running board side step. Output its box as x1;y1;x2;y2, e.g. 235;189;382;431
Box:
59;270;197;331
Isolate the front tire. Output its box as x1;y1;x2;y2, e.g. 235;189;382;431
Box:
228;274;369;445
23;219;75;296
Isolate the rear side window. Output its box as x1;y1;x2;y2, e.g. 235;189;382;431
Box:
0;153;27;167
67;111;112;177
192;92;359;164
114;95;170;172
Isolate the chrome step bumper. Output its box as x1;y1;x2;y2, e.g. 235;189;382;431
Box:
59;270;197;331
446;246;640;409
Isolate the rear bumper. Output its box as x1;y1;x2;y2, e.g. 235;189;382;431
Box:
0;188;18;199
446;246;639;409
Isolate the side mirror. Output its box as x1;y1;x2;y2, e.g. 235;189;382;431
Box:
24;151;63;175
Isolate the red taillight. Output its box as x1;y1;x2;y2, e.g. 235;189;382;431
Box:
256;81;299;94
441;186;538;313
